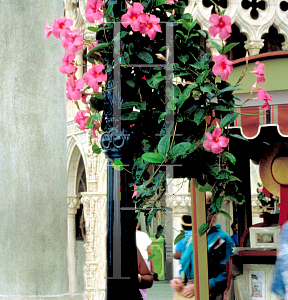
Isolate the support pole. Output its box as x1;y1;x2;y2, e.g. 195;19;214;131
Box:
191;180;209;300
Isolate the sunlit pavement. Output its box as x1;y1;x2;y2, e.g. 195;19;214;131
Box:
147;280;174;300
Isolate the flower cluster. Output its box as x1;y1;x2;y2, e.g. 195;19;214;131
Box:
256;183;279;209
45;15;107;138
121;3;162;40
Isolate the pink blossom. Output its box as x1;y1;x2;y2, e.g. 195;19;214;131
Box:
203;127;229;154
253;61;265;83
257;188;263;193
212;55;233;81
88;41;98;51
66;75;85;101
256;88;272;111
81;94;88;105
59;53;76;74
83;64;107;90
74;110;90;130
44;21;53;39
166;0;178;3
130;124;135;128
52;17;73;39
142;76;146;80
121;3;144;32
272;195;276;200
208;14;231;40
155;53;165;60
85;0;104;23
132;184;138;198
62;30;83;55
139;14;162;40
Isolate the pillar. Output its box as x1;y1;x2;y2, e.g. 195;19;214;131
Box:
0;0;70;299
67;196;81;294
244;40;265;56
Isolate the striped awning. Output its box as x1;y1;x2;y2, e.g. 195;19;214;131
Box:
232;104;288;139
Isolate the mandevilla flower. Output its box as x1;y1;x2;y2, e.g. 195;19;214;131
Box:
44;21;53;39
92;120;101;138
83;64;107;91
52;17;73;39
139;14;162;40
59;53;76;74
74;110;90;130
66;75;84;101
203;127;229;154
85;0;104;24
253;61;265;83
62;30;83;55
256;88;272;111
121;2;144;32
208;14;232;40
212;55;233;81
166;0;178;3
132;184;138;198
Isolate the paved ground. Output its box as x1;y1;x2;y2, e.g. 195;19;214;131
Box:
147;280;174;300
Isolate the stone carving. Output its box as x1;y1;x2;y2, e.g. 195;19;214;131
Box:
67;196;81;215
244;39;265;55
81;193;107;300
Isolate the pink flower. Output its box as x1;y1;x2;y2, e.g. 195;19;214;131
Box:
139;14;162;40
83;64;107;90
257;188;263;193
121;3;144;32
256;88;272;111
59;53;76;74
130;124;135;128
203;127;229;154
253;61;265;83
208;14;231;40
132;184;138;198
62;30;83;55
166;0;178;3
44;21;53;39
81;94;88;105
52;17;73;39
142;76;146;80
212;55;233;81
85;0;104;23
92;120;101;138
272;195;276;200
88;41;98;51
66;75;85;101
74;110;90;130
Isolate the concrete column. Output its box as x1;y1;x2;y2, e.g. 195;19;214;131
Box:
0;1;72;299
67;196;81;294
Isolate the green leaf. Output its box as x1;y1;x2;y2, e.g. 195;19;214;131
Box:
121;31;129;38
92;112;101;120
106;3;114;16
222;152;236;165
146;71;166;89
208;40;223;54
219;210;232;221
159;46;166;52
92;144;102;154
198;223;210;236
112;159;123;171
180;19;190;31
228;176;242;182
123;51;130;64
181;84;197;100
158;112;166;123
158;135;171;157
176;30;187;40
200;83;214;94
126;80;135;88
229;134;249;142
216;85;241;95
121;111;140;120
220;112;238;127
215;196;224;210
199;183;212;192
142;152;165;163
153;0;168;6
128;43;134;55
197;30;207;38
194;108;206;125
169;142;195;159
196;70;210;85
223;43;239;54
178;54;189;64
137;51;153;64
87;26;98;32
193;178;199;188
174;230;186;245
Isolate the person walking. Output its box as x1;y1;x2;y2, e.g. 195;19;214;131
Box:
136;218;156;300
174;215;192;260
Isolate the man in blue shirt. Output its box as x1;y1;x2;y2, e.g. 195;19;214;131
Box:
171;205;234;300
174;215;192;260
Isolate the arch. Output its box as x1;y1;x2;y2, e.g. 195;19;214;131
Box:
67;135;87;197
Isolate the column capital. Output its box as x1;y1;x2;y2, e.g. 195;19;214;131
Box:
67;196;81;215
244;39;264;56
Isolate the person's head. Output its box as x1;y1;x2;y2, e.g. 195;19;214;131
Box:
231;221;238;233
180;215;192;230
